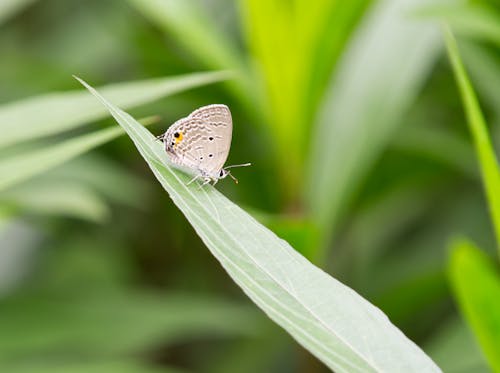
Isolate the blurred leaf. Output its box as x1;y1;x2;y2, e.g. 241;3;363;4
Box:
295;0;372;135
127;0;255;113
425;317;490;373
47;154;149;210
128;0;240;71
0;291;261;358
345;179;443;283
445;26;500;254
307;0;445;256
375;270;448;326
239;0;370;200
77;77;442;372
1;179;110;222
0;114;155;193
461;41;500;119
0;0;37;25
417;2;500;47
0;153;149;220
392;126;476;177
0;126;123;192
206;325;291;373
0;219;39;297
448;239;500;372
0;71;229;149
368;187;495;293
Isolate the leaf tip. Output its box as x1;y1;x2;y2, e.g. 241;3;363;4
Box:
72;75;91;90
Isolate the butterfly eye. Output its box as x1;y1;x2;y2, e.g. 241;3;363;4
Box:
219;170;224;177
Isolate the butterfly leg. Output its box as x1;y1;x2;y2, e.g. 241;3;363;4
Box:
186;174;201;185
196;177;212;190
201;177;212;187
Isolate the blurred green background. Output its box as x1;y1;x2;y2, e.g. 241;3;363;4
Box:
1;0;500;372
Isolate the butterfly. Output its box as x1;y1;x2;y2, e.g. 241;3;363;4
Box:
157;104;250;186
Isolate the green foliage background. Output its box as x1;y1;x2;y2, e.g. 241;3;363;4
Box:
1;0;500;372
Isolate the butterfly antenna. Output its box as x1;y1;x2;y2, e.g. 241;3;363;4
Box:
224;162;251;170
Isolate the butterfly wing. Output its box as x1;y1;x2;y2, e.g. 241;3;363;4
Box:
164;104;232;178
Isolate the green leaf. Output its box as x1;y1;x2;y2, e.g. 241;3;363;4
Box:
392;126;476;178
239;0;369;199
128;0;240;71
1;116;157;193
0;71;229;149
0;126;122;192
425;317;490;373
307;0;444;253
127;0;254;113
460;41;500;120
416;3;500;47
46;154;149;210
0;154;149;221
444;26;500;254
448;239;500;372
77;77;441;373
0;291;261;358
0;179;110;222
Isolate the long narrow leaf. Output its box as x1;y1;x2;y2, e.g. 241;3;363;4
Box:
239;0;370;199
127;0;254;113
448;239;500;372
307;0;445;252
1;180;110;222
0;127;122;192
128;0;240;71
77;77;441;373
0;71;229;149
444;26;500;254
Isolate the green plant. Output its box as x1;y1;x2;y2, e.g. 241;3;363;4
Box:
78;76;441;372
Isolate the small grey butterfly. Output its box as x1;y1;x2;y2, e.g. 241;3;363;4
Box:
157;104;250;185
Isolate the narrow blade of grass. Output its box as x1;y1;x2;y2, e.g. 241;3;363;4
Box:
448;239;500;372
77;77;441;373
0;71;229;149
444;26;500;254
